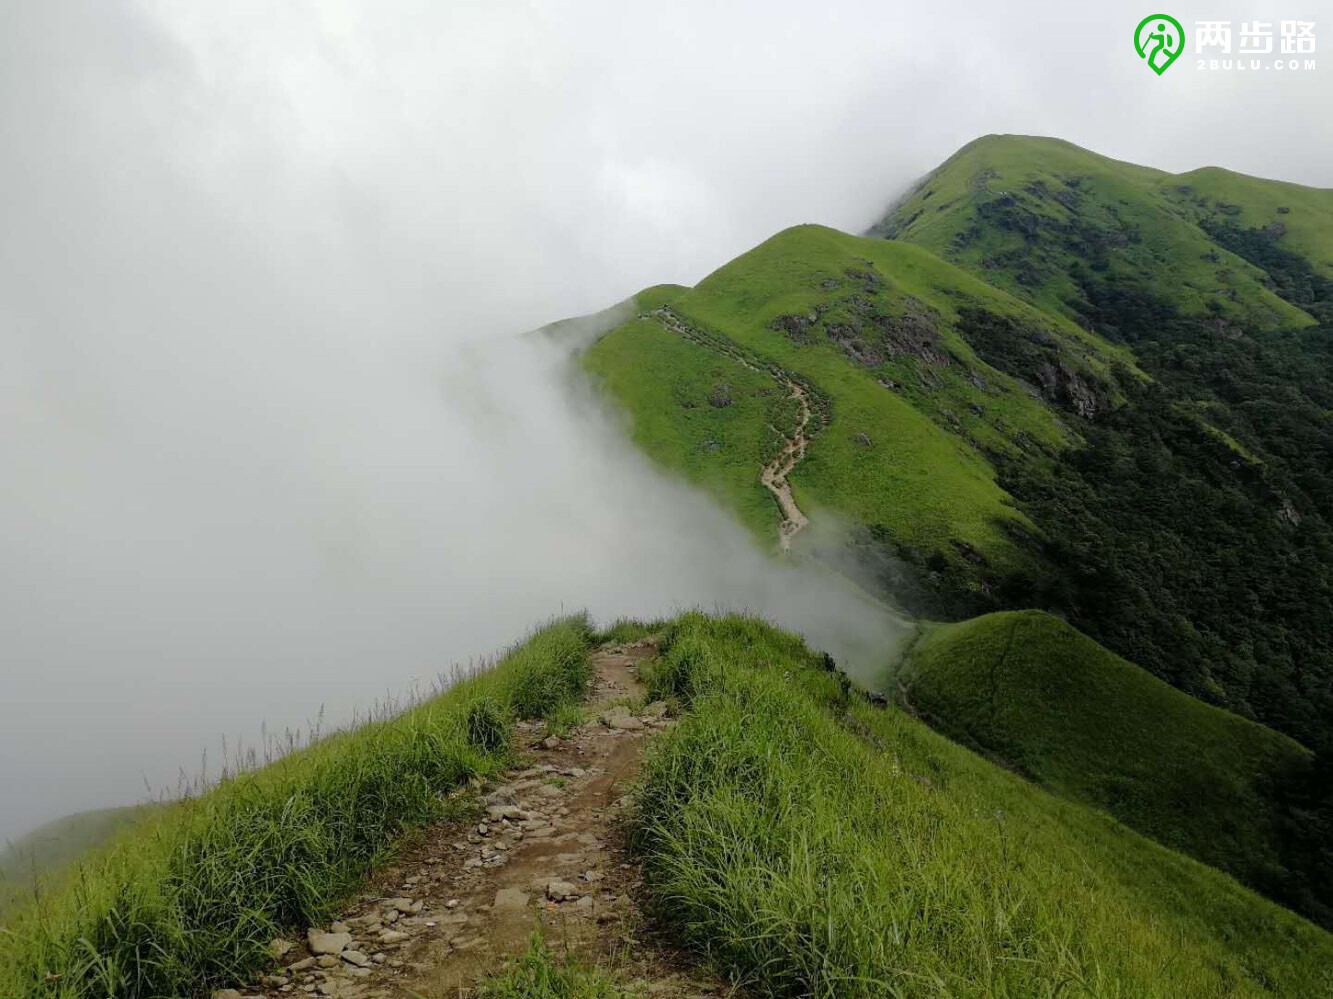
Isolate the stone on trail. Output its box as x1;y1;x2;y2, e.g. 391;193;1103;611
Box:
378;929;410;944
600;706;645;731
306;930;352;955
546;879;580;902
341;950;371;968
212;991;244;999
269;938;296;960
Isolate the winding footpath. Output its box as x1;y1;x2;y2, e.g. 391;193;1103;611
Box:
651;308;813;551
222;642;730;999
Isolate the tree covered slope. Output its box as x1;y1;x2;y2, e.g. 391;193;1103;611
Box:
876;134;1333;753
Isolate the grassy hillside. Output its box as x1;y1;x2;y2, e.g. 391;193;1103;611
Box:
585;225;1137;605
584;170;1333;750
0;805;162;910
1164;167;1333;280
875;134;1319;331
868;135;1333;754
632;613;1333;997
6;612;1332;996
900;610;1328;923
0;616;594;999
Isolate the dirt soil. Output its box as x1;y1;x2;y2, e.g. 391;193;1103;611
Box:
234;643;733;999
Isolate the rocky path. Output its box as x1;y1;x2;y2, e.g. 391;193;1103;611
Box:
758;380;811;550
651;307;813;551
225;642;728;999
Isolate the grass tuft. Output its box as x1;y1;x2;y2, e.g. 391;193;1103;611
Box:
474;930;626;998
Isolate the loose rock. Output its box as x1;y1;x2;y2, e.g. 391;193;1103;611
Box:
269;938;296;960
546;879;579;902
306;930;352;956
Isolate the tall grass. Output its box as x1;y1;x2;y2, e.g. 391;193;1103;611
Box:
631;613;1333;998
0;615;592;999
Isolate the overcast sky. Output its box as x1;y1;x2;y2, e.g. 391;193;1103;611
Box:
1;0;1329;843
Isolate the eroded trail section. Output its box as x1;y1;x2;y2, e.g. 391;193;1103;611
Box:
236;643;724;999
759;381;811;550
652;307;813;550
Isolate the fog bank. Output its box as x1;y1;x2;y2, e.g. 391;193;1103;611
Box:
3;0;1329;842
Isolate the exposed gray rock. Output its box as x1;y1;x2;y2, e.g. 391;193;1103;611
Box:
601;708;645;731
306;930;352;956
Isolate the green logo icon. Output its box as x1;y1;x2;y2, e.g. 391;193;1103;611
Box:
1134;14;1185;75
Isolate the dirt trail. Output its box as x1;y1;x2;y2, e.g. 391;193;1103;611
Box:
236;643;728;999
652;307;812;551
759;382;811;550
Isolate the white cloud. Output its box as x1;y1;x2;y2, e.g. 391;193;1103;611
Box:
1;0;1328;840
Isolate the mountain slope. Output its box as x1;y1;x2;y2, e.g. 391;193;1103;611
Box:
900;610;1326;923
634;613;1333;997
868;136;1333;752
585;224;1134;607
0;805;161;910
873;134;1323;331
7;613;1332;997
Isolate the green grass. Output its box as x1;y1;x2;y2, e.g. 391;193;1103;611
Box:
630;612;1333;998
593;617;668;646
0;616;593;999
1165;166;1333;278
1;805;163;912
900;611;1315;914
475;931;626;998
583;224;1129;587
584;316;787;539
878;134;1318;330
